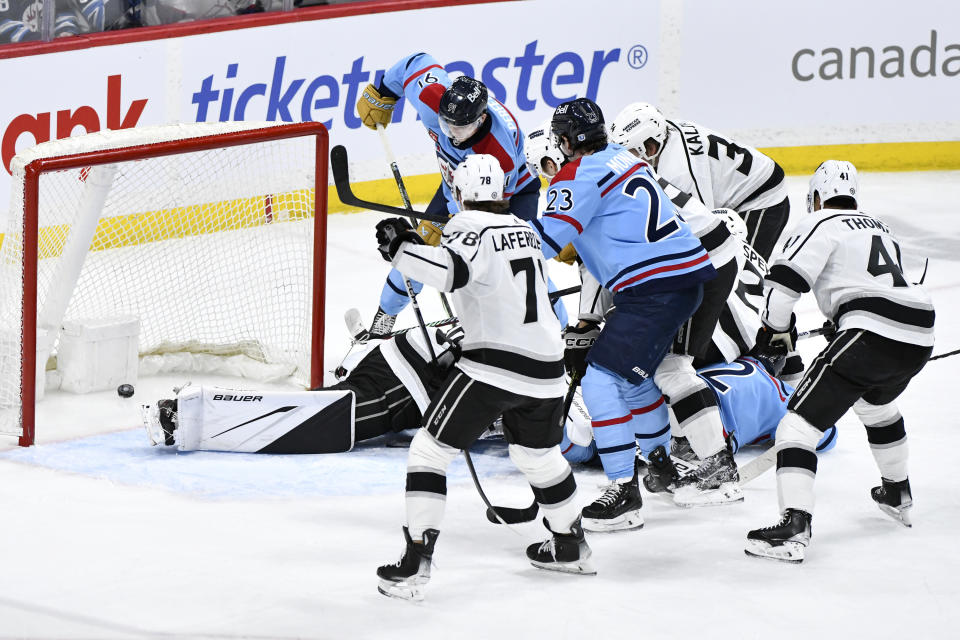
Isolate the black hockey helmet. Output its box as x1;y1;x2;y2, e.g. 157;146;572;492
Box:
551;98;607;156
439;76;488;126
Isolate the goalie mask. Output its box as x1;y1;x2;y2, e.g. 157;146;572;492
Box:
807;160;859;213
524;119;565;179
609;102;668;165
453;154;505;206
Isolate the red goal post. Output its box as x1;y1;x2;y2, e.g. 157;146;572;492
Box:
2;121;329;447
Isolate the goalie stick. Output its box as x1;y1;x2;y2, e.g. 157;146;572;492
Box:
331;145;449;223
342;286;582;344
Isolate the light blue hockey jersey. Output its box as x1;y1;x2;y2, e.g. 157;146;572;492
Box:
531;144;716;295
381;52;535;214
561;356;837;463
698;357;837;452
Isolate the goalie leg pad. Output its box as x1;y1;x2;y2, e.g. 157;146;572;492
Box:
509;444;580;533
178;386;356;454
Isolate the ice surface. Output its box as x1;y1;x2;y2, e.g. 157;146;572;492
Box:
1;172;959;639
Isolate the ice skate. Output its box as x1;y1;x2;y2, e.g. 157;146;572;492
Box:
526;518;596;575
672;448;743;507
140;398;178;447
871;478;913;528
581;464;643;532
670;435;698;463
376;527;439;602
642;445;680;494
744;508;812;564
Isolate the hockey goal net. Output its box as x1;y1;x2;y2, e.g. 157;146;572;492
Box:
0;121;328;446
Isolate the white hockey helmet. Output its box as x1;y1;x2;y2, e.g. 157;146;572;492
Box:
609;102;668;164
807;160;859;213
712;208;748;242
524;119;565;179
453;153;505;205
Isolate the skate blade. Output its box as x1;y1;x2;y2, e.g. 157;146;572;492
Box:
530;557;597;576
674;481;744;508
377;579;425;602
743;539;805;564
877;503;913;528
581;509;644;533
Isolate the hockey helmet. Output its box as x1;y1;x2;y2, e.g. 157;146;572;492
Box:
439;76;489;145
807;160;859;213
551;98;607;158
609;102;668;164
524;119;565;179
453;154;505;205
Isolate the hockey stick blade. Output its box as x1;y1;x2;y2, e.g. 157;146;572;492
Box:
738;446;777;484
486;500;539;525
331;145;448;223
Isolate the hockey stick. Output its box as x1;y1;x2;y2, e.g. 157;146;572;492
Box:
344;308;459;343
331;145;449;223
344;286;581;344
376;125;454;319
486;373;583;526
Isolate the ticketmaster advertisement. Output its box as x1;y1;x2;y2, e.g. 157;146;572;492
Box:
0;0;660;225
1;0;959;226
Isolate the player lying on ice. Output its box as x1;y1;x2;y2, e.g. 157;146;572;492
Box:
140;322;464;454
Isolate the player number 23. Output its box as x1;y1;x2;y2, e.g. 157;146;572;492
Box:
545;188;574;213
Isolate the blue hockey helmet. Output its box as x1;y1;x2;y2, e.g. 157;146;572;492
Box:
551;98;607;157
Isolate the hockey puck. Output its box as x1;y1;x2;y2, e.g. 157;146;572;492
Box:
117;384;135;398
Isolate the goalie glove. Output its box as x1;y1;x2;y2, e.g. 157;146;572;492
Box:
375;217;423;261
356;83;398;130
563;321;600;380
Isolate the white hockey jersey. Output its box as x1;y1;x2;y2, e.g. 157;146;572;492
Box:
763;209;935;347
379;326;460;413
392;209;566;399
658;120;788;212
655;174;740;269
712;243;765;361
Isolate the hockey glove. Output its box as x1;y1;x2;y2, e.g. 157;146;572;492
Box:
376;217;423;261
553;243;578;265
563;321;600;380
820;320;838;342
750;314;798;376
416;219;446;247
356;83;398;130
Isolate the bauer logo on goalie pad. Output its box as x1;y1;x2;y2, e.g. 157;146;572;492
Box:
212;394;264;402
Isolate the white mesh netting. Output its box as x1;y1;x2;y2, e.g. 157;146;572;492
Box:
0;122;324;439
